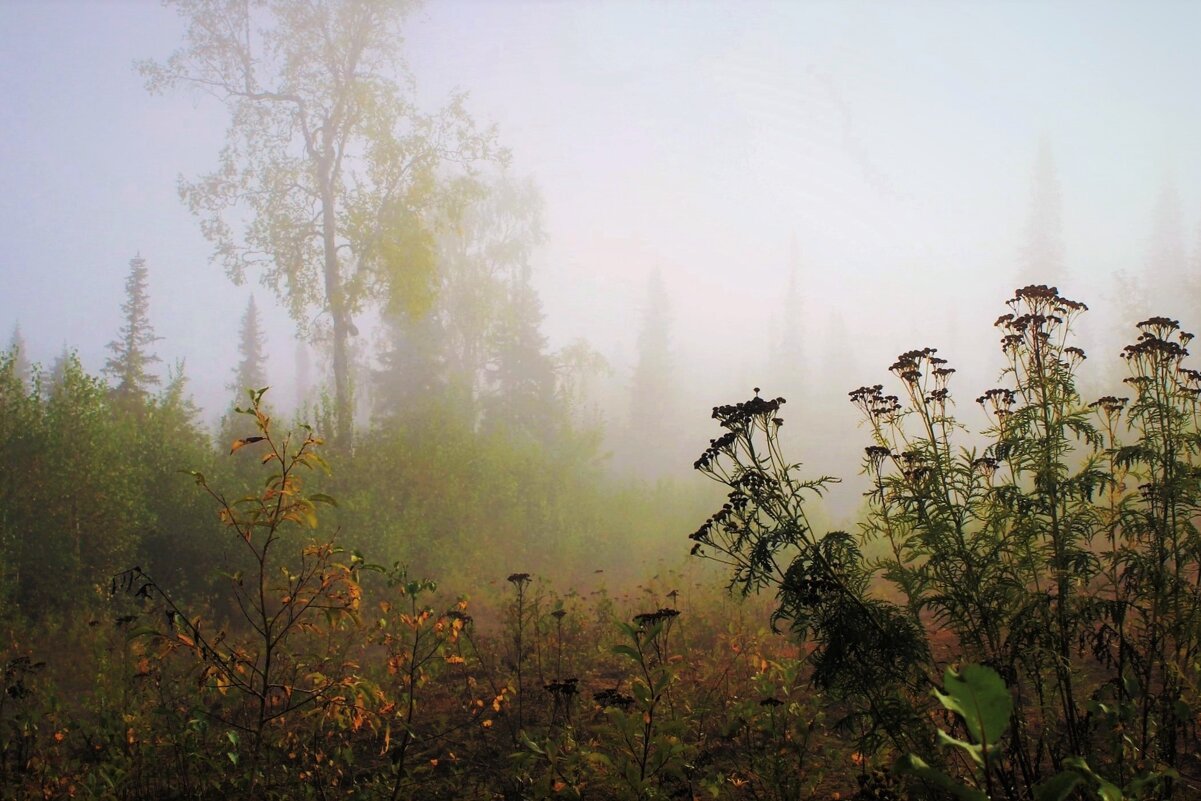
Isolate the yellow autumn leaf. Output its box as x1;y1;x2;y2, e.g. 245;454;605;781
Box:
379;724;391;756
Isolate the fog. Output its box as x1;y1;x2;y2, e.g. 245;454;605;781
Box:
3;0;1201;521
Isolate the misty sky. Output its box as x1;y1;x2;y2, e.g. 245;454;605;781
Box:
2;0;1201;428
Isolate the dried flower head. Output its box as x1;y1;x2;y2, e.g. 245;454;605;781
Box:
633;607;680;628
1088;396;1128;415
593;688;635;710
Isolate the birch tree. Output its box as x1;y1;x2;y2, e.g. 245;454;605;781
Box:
142;0;502;447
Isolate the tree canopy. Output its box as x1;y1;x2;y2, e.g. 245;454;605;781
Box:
142;0;504;447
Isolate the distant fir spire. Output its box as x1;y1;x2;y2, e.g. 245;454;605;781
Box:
163;358;200;423
770;236;805;395
295;336;311;409
627;269;677;476
1020;139;1065;286
374;306;445;421
231;295;268;397
48;344;73;392
7;322;30;385
1104;179;1187;344
1148;177;1186;278
1193;212;1201;275
483;268;557;436
104;254;161;405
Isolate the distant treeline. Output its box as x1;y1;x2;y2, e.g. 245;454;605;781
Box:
0;339;712;622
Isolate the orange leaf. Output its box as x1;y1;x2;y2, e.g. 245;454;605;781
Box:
229;436;264;455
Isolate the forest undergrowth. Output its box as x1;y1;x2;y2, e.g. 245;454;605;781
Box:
2;285;1201;800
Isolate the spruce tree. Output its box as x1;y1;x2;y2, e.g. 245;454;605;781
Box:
104;254;161;407
627;269;677;477
1113;178;1189;362
483;270;557;437
47;344;72;393
221;296;271;449
769;237;806;404
6;323;29;386
1145;177;1188;317
1020;139;1065;286
295;337;311;412
231;295;268;396
374;308;446;421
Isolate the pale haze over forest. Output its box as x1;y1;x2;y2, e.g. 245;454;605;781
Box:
3;0;1201;515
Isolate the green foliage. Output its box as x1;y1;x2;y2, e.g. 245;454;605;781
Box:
898;664;1179;801
0;344;218;614
602;610;691;797
336;399;708;590
1;351;144;610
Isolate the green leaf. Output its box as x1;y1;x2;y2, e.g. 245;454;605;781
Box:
1126;768;1178;798
1034;771;1085;801
895;753;988;801
309;492;338;507
936;728;985;767
611;644;640;662
1062;757;1123;801
305;451;332;474
178;469;205;485
932;664;1012;746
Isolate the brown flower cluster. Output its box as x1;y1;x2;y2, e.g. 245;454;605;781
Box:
695;389;787;470
889;348;953;386
849;384;901;419
977;388;1017;418
995;285;1087;354
1088;396;1128;415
